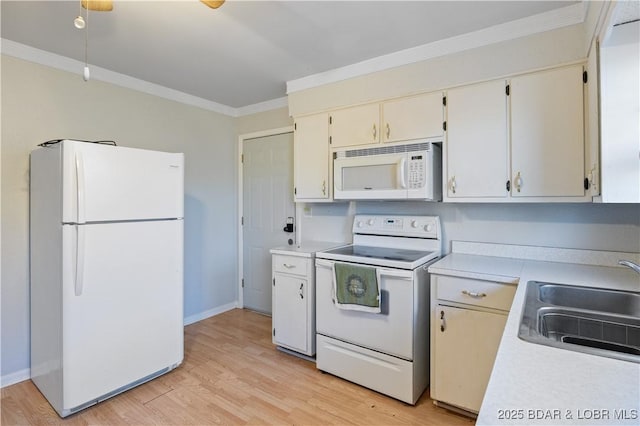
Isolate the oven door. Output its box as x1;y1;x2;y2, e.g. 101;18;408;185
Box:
315;259;415;360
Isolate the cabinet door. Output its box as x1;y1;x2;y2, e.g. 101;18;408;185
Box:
273;273;308;353
294;113;330;200
330;103;380;147
382;92;443;143
446;81;508;198
434;305;507;413
510;65;585;197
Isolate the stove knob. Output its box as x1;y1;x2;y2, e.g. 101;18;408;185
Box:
367;219;375;226
424;224;433;232
356;221;363;228
411;220;419;228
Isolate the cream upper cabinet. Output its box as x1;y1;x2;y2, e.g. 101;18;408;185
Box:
330;103;380;148
445;80;508;198
293;113;331;201
381;92;443;143
510;65;586;197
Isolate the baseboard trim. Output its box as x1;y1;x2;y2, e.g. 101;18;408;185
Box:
1;368;30;388
183;301;238;326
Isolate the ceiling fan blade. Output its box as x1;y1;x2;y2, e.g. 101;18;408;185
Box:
81;0;113;12
201;0;225;9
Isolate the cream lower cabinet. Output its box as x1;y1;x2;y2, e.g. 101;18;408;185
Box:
430;275;515;414
272;254;315;356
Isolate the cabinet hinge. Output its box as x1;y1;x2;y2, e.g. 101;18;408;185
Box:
294;123;297;131
329;116;332;124
583;71;588;84
241;278;244;288
506;180;511;192
273;328;275;337
241;216;244;226
506;84;510;96
294;187;297;195
241;154;244;163
273;277;275;287
584;177;590;190
442;96;447;106
442;121;447;131
329;136;332;145
333;152;337;160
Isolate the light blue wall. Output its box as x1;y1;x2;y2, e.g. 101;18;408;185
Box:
1;56;239;381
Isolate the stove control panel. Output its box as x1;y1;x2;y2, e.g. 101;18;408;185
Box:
353;215;440;239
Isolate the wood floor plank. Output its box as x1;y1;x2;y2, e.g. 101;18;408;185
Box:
1;309;473;425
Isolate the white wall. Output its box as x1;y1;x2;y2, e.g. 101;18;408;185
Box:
300;201;640;255
0;55;239;382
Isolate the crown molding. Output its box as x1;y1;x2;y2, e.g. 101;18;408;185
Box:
0;39;287;117
236;96;288;117
286;2;587;94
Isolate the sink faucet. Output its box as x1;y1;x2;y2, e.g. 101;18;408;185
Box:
619;260;640;274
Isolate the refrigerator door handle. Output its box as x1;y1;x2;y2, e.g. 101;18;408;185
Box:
75;225;85;296
75;152;86;224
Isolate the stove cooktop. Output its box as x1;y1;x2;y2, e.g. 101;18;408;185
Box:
318;244;439;269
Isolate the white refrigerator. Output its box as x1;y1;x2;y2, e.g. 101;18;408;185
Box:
30;140;184;417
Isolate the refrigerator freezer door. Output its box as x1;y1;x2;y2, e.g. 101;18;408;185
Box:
61;141;184;223
61;220;183;411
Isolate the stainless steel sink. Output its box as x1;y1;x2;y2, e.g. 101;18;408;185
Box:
538;283;640;316
519;281;640;363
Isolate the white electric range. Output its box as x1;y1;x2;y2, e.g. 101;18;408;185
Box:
315;215;442;404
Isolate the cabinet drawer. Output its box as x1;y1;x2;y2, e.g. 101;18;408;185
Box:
273;255;309;276
435;275;515;311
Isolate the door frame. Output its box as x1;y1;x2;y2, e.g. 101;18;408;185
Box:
237;126;294;309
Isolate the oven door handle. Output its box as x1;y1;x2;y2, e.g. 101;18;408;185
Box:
377;268;413;280
315;259;334;268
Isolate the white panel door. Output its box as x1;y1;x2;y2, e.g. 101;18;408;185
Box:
446;80;509;198
273;274;307;353
62;141;184;223
434;305;507;413
243;133;294;314
510;65;585;197
62;220;183;409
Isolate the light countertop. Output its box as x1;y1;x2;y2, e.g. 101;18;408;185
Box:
269;241;345;258
429;248;640;425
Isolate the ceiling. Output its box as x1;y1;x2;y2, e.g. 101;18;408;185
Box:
2;1;580;111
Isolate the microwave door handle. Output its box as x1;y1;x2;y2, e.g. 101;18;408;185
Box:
398;158;407;189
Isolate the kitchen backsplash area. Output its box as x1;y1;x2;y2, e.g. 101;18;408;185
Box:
299;201;640;254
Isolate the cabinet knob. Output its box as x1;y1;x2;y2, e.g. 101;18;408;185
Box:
372;124;377;140
451;176;457;194
440;310;446;332
322;180;326;196
386;123;390;139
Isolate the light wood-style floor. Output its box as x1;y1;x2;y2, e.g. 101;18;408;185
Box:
1;309;474;425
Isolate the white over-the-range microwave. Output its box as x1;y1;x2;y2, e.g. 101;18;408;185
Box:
333;140;442;201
